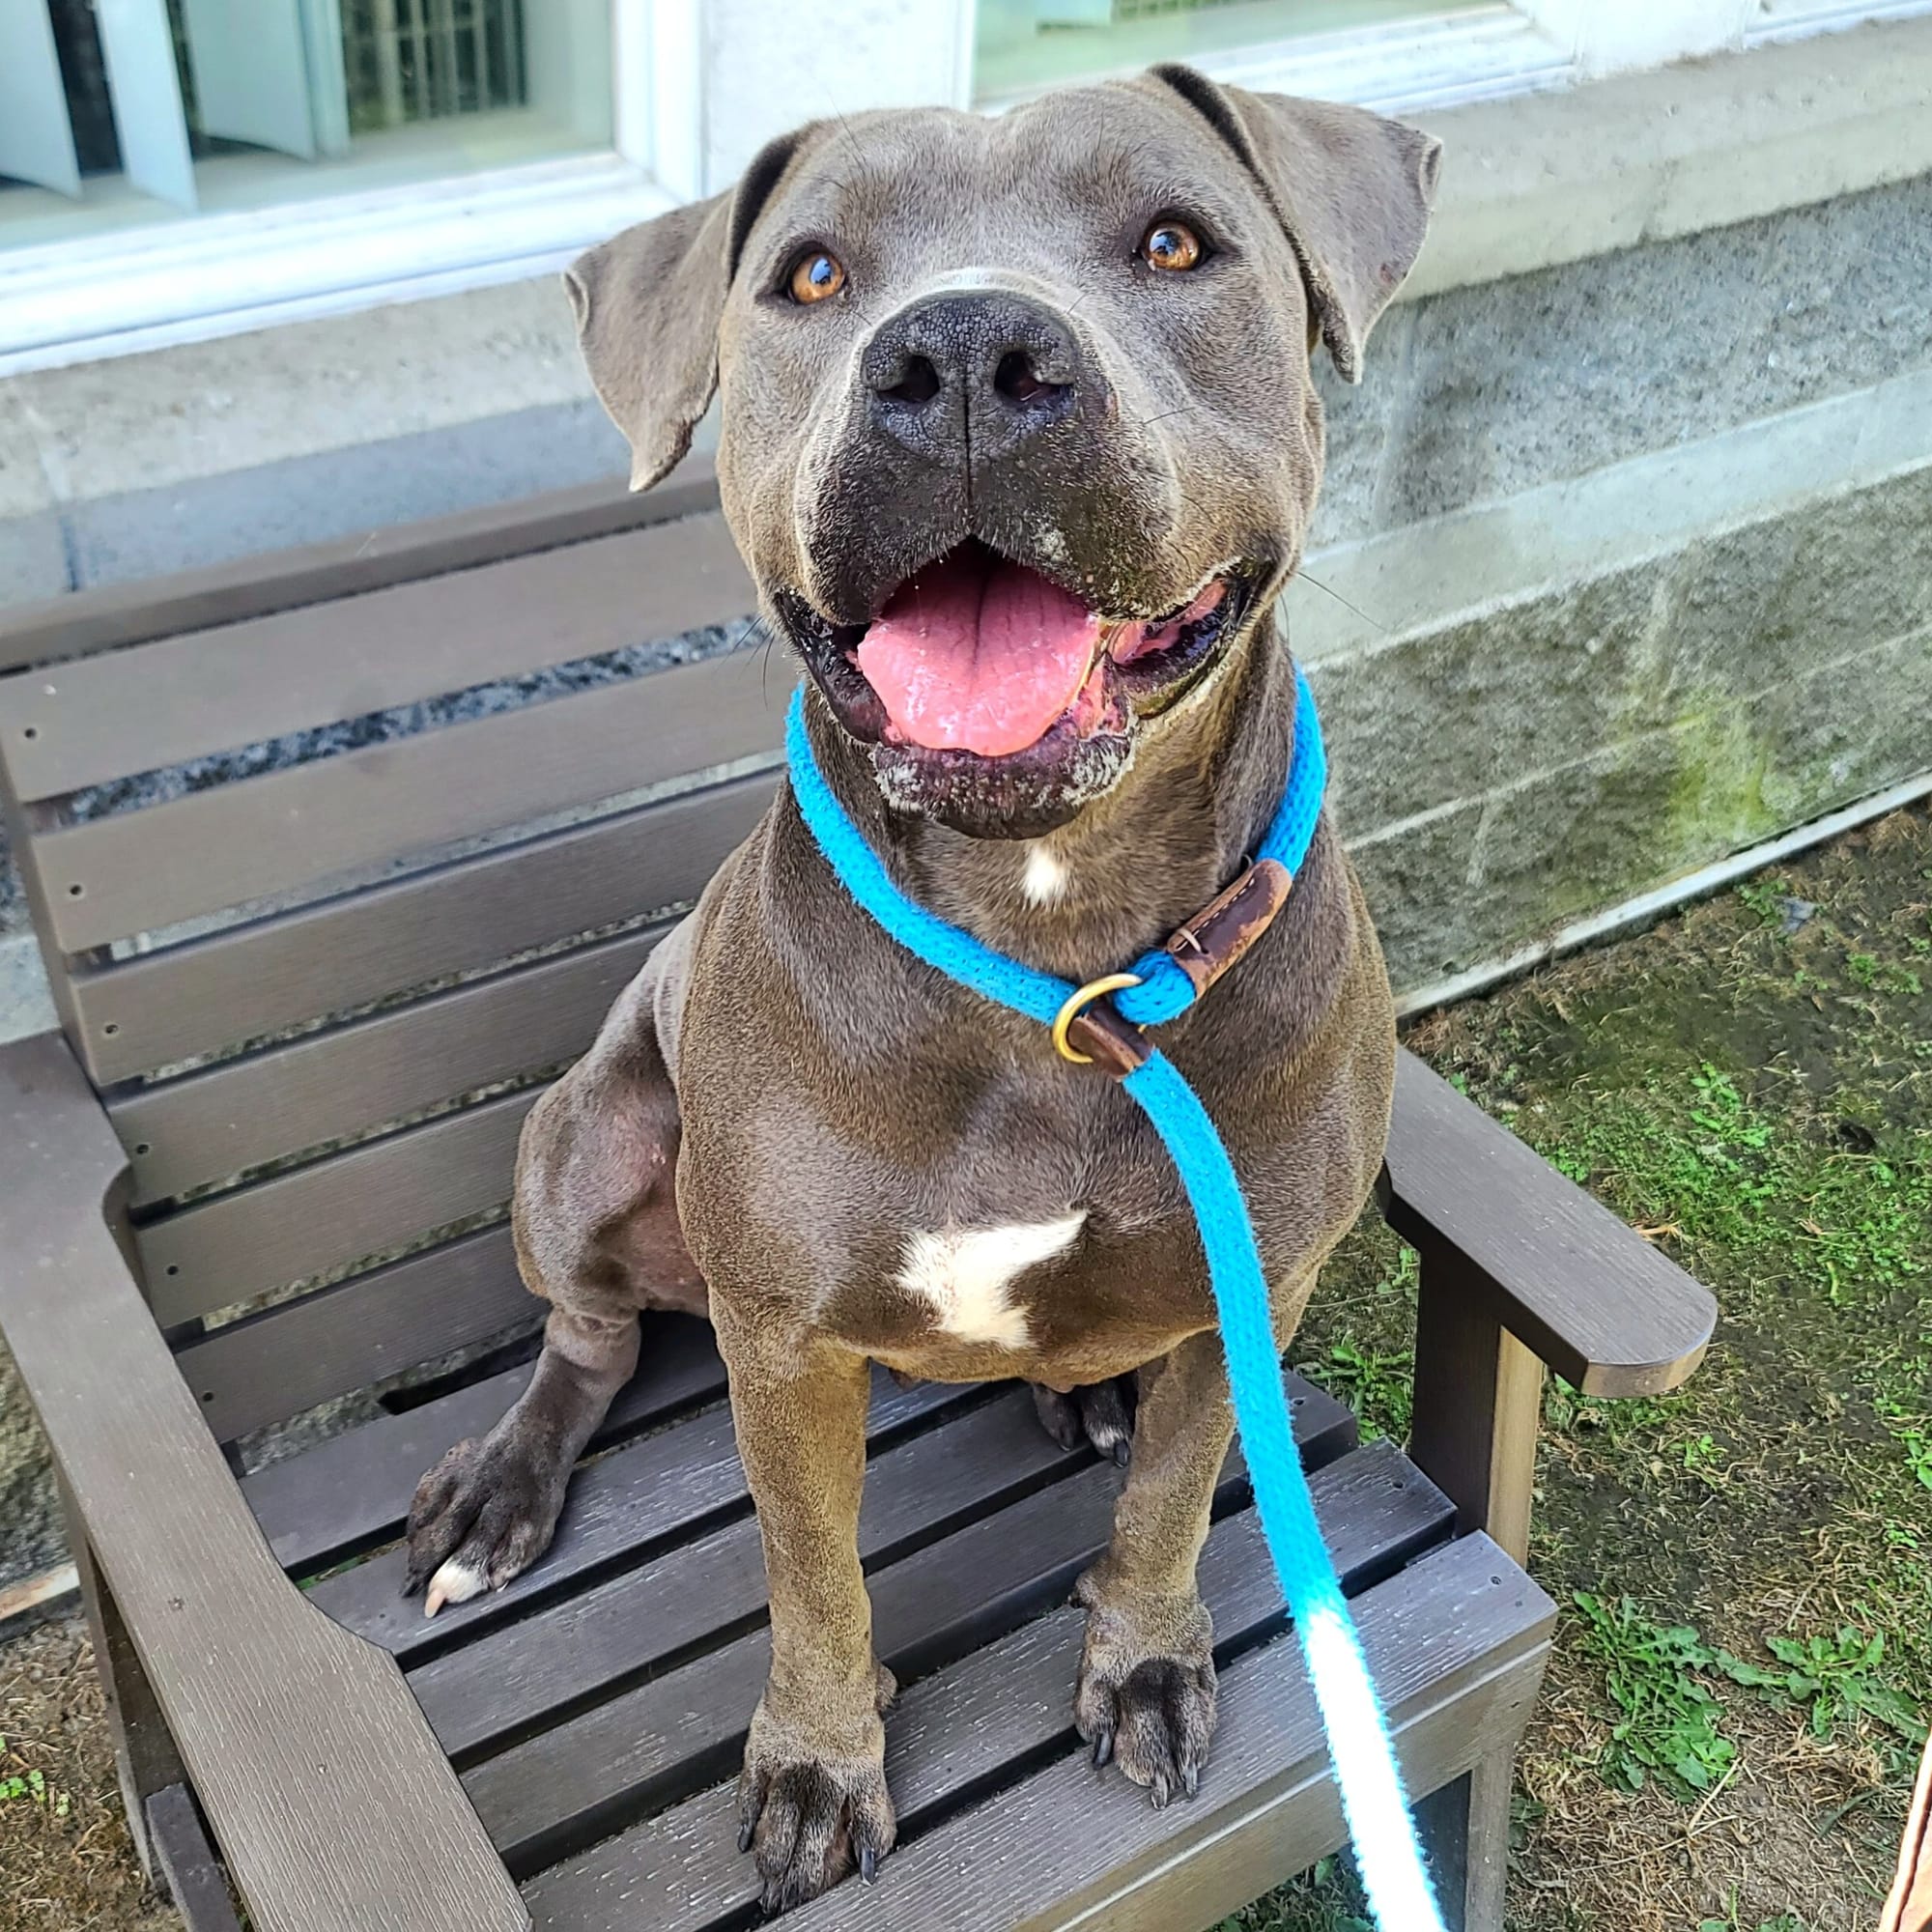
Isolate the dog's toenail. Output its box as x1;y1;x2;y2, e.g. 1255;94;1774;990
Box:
1183;1765;1199;1798
738;1822;755;1854
1093;1730;1114;1768
860;1845;879;1884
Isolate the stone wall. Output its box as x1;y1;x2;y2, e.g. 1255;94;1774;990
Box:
1;165;1929;1595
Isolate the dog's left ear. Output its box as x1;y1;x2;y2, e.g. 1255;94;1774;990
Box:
1150;65;1440;383
566;125;819;490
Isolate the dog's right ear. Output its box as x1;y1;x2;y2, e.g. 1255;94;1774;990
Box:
566;127;817;492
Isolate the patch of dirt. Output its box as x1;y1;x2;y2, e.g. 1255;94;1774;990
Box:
0;1616;180;1931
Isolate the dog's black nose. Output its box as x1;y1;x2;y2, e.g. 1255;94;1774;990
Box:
862;292;1081;461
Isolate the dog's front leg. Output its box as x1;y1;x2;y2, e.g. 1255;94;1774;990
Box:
723;1321;895;1914
1074;1325;1235;1805
405;1304;639;1613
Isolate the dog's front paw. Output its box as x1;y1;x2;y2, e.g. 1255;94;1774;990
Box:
737;1671;897;1915
1073;1592;1217;1808
404;1433;570;1616
1031;1374;1138;1465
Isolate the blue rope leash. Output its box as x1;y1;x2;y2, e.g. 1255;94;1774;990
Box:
785;679;1443;1931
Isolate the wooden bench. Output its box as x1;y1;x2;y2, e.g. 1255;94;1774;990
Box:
0;467;1717;1932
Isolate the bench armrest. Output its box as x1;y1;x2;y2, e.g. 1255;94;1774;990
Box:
1380;1049;1717;1399
0;1034;527;1932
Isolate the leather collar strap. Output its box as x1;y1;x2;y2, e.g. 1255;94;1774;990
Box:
782;665;1326;1080
1062;856;1293;1076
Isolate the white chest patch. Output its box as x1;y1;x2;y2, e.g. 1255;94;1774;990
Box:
896;1213;1085;1350
1021;843;1069;906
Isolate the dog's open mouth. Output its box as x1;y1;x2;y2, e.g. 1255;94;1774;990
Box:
784;540;1249;751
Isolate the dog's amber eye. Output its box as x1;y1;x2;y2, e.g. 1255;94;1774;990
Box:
787;250;846;304
1140;221;1204;273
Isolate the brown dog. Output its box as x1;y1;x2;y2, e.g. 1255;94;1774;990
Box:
405;65;1437;1914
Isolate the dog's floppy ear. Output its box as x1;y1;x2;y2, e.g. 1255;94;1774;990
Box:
1151;64;1440;383
566;127;817;491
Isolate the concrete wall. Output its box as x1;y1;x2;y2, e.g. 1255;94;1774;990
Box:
2;25;1931;1594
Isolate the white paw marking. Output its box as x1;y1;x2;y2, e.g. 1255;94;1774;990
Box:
423;1557;487;1619
1022;843;1069;905
896;1214;1085;1350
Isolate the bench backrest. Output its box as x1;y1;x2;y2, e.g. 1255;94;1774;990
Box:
0;463;770;1447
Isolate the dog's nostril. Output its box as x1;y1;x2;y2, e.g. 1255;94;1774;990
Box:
995;350;1052;405
886;355;941;406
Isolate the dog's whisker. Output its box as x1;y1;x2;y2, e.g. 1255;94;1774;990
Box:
1134;405;1204;429
1293;568;1389;636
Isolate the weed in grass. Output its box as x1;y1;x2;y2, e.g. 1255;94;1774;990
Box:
1698;1896;1807;1932
1545;1376;1674;1444
1736;879;1789;930
1571;1594;1737;1796
1296;1335;1414;1441
1877;1394;1932;1491
1717;1628;1927;1744
1848;951;1923;995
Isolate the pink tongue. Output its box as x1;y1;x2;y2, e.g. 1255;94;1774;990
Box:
856;552;1101;757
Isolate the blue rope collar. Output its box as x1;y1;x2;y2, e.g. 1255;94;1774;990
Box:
784;674;1443;1932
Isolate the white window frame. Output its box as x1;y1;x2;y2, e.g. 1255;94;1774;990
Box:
0;0;703;377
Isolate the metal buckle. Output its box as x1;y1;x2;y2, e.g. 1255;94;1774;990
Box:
1051;972;1144;1065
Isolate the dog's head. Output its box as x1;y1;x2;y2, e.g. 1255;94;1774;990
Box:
569;68;1438;839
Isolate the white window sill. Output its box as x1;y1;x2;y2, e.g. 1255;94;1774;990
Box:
978;4;1577;119
0;151;676;379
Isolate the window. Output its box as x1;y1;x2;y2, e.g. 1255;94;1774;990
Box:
2;0;611;246
0;0;684;374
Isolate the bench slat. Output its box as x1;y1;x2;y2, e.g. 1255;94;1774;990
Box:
0;466;713;675
472;1410;1382;1878
174;1225;533;1443
115;924;662;1206
306;1371;977;1664
2;512;751;802
414;1385;1123;1763
770;1532;1551;1932
512;1437;1453;1916
32;646;787;952
138;1087;536;1325
242;1312;725;1574
64;769;773;1085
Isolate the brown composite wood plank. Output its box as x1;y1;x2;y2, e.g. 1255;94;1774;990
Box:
0;1034;528;1931
145;1785;244;1932
174;1226;534;1442
33;645;791;953
415;1382;1195;1762
307;1369;974;1663
778;1532;1551;1932
515;1440;1459;1922
114;924;663;1206
0;463;714;675
242;1312;725;1574
65;769;774;1085
137;1087;536;1325
468;1384;1367;1875
1382;1049;1718;1397
1;510;752;802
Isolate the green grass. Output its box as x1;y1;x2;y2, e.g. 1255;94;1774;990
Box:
1717;1628;1927;1746
1570;1594;1739;1797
